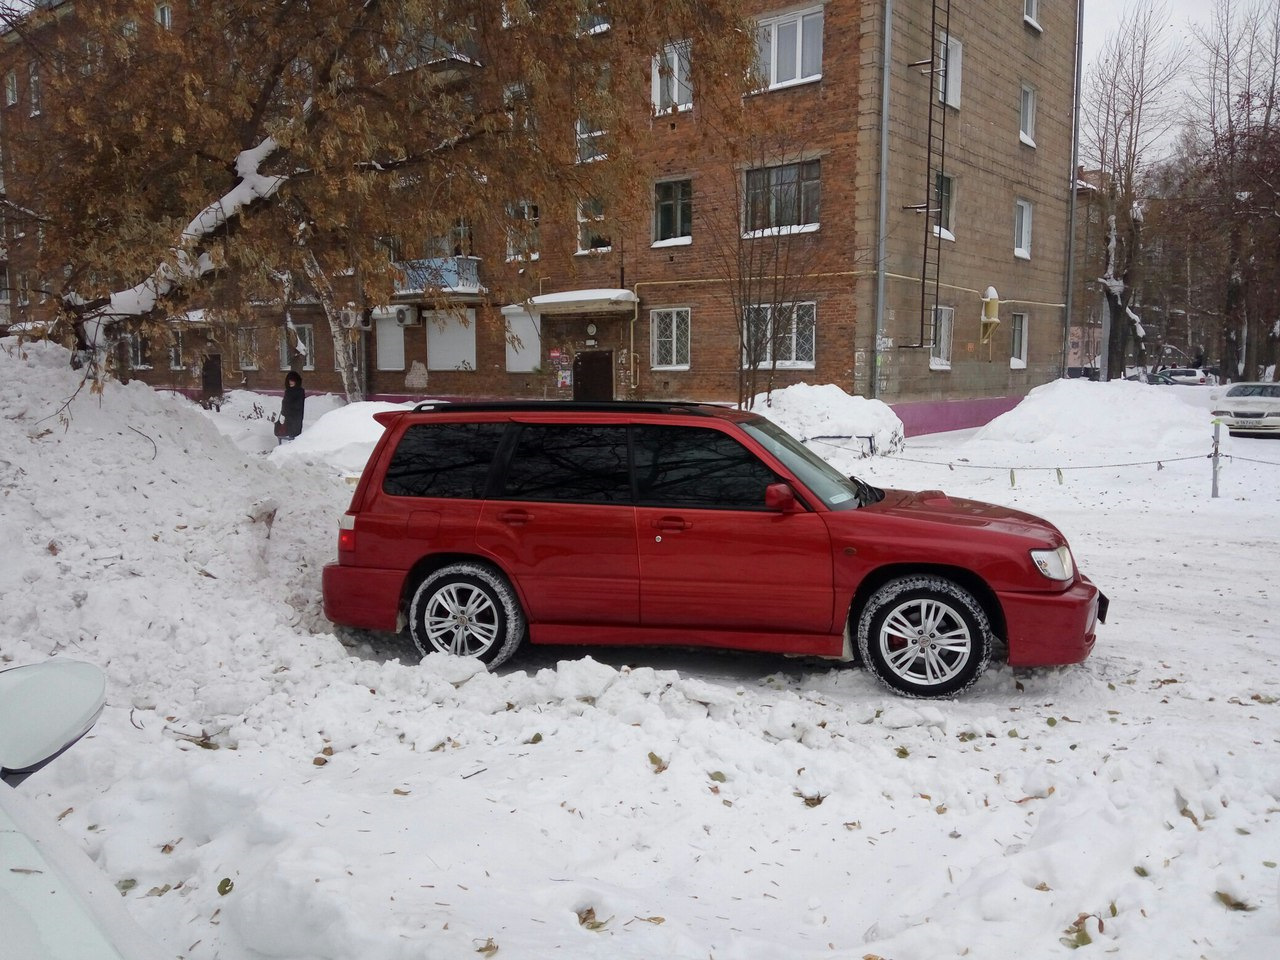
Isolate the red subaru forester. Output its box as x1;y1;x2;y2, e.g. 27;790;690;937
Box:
323;401;1106;698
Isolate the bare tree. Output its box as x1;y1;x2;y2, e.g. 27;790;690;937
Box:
1081;1;1186;379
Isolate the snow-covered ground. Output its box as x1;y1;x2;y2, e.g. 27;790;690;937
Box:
3;338;1279;960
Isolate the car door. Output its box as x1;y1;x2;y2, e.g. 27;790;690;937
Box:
475;422;639;626
631;423;835;637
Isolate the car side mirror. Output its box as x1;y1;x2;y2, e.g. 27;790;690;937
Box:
764;482;799;512
0;661;107;788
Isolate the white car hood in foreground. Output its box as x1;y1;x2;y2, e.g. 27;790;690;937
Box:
0;785;173;960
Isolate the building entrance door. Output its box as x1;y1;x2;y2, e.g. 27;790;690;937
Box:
201;354;223;403
572;350;613;401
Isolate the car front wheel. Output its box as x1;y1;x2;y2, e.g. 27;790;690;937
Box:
856;575;992;698
409;563;525;668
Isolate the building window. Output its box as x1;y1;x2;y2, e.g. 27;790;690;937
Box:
653;40;692;113
1020;85;1037;146
651;308;691;368
755;7;823;90
155;4;173;28
579;2;609;34
503;82;534;132
937;32;962;108
577;198;611;253
743;301;815;368
505;201;540;261
745;160;820;235
280;324;315;371
1014;199;1033;259
930;306;954;369
238;328;259;370
17;271;30;306
575;115;606;163
654;179;693;244
1010;312;1029;369
1024;0;1042;31
4;71;16;107
0;267;9;304
169;329;184;370
28;63;40;116
127;333;152;369
934;172;955;240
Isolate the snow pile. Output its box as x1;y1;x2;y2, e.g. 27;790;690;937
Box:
974;378;1217;458
751;382;905;456
3;338;1280;960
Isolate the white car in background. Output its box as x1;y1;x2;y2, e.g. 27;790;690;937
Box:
1161;367;1216;385
1212;382;1280;436
0;660;173;960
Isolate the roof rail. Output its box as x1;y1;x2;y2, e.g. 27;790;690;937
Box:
409;399;725;416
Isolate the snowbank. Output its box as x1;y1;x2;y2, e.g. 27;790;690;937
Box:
751;382;905;456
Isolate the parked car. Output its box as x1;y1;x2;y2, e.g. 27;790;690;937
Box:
1126;372;1176;385
0;660;174;960
1211;382;1280;436
323;402;1107;698
1161;367;1215;385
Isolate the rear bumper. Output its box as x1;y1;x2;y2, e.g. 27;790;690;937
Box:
322;563;405;632
1000;576;1106;667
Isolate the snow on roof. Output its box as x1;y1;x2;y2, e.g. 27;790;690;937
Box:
526;288;638;312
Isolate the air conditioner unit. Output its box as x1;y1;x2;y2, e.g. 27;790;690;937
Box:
339;309;371;330
370;305;421;326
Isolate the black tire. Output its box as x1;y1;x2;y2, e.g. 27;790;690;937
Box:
856;575;992;698
408;562;526;667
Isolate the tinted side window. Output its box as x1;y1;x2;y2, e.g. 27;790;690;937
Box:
499;424;631;502
633;424;778;509
383;422;505;498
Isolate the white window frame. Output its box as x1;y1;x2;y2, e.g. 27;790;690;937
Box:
505;201;540;261
4;71;16;107
654;178;693;245
755;7;823;91
27;62;40;116
576;198;611;254
652;40;693;113
743;159;821;237
1024;0;1043;32
651;307;691;369
168;329;184;371
937;32;962;108
154;4;173;28
1014;199;1033;259
930;305;954;370
280;324;315;371
1020;85;1037;147
743;301;816;369
933;171;955;241
1010;312;1029;369
575;115;607;163
128;332;152;370
237;328;259;370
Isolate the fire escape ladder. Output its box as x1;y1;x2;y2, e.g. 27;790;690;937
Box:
913;0;952;349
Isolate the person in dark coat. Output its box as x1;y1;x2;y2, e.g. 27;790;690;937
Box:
279;371;305;444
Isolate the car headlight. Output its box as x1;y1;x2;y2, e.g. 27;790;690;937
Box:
1030;545;1074;581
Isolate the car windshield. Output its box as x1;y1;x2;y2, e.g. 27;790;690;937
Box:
1227;384;1280;398
740;418;882;510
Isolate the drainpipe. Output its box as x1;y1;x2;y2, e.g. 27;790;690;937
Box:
1062;0;1084;375
872;0;894;400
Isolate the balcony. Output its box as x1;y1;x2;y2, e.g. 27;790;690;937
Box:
394;256;485;298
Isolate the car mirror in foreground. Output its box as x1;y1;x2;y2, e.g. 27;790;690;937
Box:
764;482;799;512
0;660;106;787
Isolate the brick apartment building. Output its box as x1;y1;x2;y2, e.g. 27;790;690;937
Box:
2;1;1083;431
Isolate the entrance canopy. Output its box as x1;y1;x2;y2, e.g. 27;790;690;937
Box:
524;289;637;314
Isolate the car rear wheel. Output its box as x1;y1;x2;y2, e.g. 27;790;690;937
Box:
409;563;525;667
856;575;992;698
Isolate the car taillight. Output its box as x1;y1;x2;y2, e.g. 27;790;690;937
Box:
337;514;356;555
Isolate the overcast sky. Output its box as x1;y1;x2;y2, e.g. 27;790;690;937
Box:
1081;0;1207;71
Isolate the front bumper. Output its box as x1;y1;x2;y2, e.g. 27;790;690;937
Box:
1000;576;1107;667
1221;416;1280;433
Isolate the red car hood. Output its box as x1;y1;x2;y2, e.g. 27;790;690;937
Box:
865;488;1066;544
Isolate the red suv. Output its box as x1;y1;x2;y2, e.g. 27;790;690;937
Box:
323;402;1106;697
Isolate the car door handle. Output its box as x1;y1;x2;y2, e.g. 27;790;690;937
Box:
652;516;691;531
498;509;532;525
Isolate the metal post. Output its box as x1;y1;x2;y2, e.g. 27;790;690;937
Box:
1211;420;1220;499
